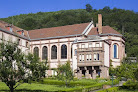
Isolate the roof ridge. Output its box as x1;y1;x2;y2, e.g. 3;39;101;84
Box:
28;22;90;31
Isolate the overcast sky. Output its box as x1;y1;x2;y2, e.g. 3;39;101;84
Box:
0;0;137;18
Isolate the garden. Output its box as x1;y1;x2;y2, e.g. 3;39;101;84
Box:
0;78;119;92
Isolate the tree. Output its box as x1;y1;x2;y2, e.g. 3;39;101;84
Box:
86;4;92;12
0;42;48;92
115;58;138;81
26;53;49;81
57;61;74;87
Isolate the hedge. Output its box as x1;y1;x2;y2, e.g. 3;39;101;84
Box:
97;87;119;92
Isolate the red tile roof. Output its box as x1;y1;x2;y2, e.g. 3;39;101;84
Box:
0;20;29;38
28;23;90;39
88;26;121;35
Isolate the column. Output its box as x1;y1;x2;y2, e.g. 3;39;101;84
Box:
92;66;97;79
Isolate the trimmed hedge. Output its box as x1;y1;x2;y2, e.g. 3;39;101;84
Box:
121;80;138;90
97;87;119;92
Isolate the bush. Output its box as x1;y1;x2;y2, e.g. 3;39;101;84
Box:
121;80;138;90
97;87;119;92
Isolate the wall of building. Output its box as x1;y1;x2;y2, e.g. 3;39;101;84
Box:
30;36;82;69
0;30;30;54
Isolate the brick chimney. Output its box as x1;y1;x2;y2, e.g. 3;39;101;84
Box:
98;14;102;34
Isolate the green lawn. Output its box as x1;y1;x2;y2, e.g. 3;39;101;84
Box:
0;78;118;92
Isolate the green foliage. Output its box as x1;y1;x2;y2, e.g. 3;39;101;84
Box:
0;79;119;92
57;61;74;87
115;58;138;81
109;60;115;75
0;42;48;92
121;80;138;90
97;87;119;92
86;4;92;12
26;53;49;81
0;42;27;92
0;6;138;58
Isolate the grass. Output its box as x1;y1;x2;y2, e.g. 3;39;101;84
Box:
0;82;82;91
0;78;118;92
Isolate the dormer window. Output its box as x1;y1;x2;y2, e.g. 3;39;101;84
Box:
10;27;13;32
5;24;12;32
16;30;24;36
22;31;24;36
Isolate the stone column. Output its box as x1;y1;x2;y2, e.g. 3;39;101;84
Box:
77;67;82;79
92;67;97;79
57;40;60;65
48;41;51;68
100;66;109;78
85;70;91;79
68;38;70;60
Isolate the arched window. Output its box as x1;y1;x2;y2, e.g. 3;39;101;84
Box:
114;44;118;58
51;45;57;59
61;44;67;59
71;47;72;58
34;47;39;57
42;46;48;60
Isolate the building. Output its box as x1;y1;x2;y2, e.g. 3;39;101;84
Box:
0;14;125;79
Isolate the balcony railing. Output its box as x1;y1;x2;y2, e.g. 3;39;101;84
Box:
77;61;103;66
77;47;103;51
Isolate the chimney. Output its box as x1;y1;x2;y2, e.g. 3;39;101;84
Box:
98;14;102;34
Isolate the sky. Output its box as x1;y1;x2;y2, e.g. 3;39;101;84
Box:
0;0;138;18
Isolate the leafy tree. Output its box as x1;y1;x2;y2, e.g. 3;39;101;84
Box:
57;61;74;87
0;42;48;92
86;4;92;12
26;53;49;80
115;58;138;81
17;17;38;30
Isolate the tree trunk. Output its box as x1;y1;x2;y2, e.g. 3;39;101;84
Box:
10;86;14;92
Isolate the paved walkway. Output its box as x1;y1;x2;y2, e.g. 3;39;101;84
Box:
90;81;126;92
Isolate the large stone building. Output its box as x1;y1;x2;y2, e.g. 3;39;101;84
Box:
0;14;125;79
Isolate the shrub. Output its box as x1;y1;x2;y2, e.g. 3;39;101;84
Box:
121;80;138;90
97;87;119;92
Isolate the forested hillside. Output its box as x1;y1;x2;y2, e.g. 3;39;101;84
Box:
0;6;138;58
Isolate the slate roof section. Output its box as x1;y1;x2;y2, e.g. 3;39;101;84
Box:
28;23;90;39
88;26;121;35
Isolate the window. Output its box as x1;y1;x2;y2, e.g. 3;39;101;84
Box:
22;31;24;36
86;54;89;61
61;44;67;59
26;41;29;48
89;43;92;47
71;47;72;58
94;53;100;61
89;54;92;61
34;47;39;57
18;39;21;45
82;44;85;48
82;54;84;62
42;46;48;60
85;43;88;48
79;54;82;62
10;27;13;32
51;45;57;59
96;43;100;47
114;44;118;58
94;54;97;61
97;53;99;60
75;49;77;56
